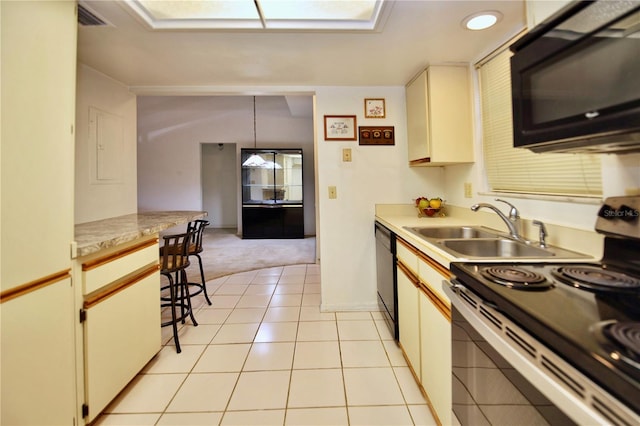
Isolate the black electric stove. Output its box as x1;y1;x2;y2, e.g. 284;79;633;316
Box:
451;196;640;417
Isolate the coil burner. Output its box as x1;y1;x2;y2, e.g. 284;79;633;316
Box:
480;266;552;290
593;321;640;371
552;266;640;292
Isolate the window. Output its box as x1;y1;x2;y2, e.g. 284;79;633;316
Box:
478;47;602;197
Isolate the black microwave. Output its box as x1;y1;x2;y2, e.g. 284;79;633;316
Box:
510;0;640;154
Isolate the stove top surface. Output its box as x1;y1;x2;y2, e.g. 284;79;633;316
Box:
451;261;640;414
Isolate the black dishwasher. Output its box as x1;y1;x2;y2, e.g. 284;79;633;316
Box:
375;222;398;340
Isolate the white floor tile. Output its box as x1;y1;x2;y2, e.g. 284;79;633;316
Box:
192;344;251;373
209;295;241;309
225;307;266;323
336;311;373;320
303;283;321;294
194;308;232;324
275;283;304;294
375;319;396;341
340;340;391;368
156;412;223;425
278;275;305;284
383;340;409;367
270;294;303;307
343;367;406;406
105;374;186;413
215;283;248;295
337;319;380;340
244;284;277;295
285;407;348;425
394;366;429;404
348;405;414;425
221;409;285;425
296;321;338;341
166;372;238;412
227;370;291;410
211;323;259;344
299;306;335;321
287;369;346;408
255;321;298;342
301;293;321;306
263;306;301;322
293;341;341;369
94;413;161;425
408;404;439;425
244;342;295;371
142;345;206;374
170;323;221;345
236;294;272;308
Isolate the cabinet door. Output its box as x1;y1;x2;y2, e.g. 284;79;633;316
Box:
397;264;421;376
1;1;77;424
1;277;76;425
419;291;452;426
84;268;161;422
406;70;430;161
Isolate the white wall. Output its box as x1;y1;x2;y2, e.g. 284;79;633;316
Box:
136;95;316;234
314;86;445;311
201;143;238;228
75;64;138;224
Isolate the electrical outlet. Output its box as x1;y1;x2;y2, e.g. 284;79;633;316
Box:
328;186;337;199
342;148;352;162
464;182;473;198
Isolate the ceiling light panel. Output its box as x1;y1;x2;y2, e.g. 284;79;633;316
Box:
124;0;386;31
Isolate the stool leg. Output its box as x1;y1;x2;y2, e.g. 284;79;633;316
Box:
167;274;181;353
195;253;212;305
181;269;199;326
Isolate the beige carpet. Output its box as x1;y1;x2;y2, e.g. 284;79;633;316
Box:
187;228;317;281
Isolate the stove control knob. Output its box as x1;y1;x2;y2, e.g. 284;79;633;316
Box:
597;204;616;219
617;204;639;222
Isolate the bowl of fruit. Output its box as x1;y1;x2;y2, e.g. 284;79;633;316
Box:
415;197;445;217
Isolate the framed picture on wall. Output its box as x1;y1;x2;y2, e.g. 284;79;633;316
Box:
364;98;385;118
324;115;357;141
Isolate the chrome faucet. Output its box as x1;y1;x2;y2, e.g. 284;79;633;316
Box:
471;199;524;240
533;220;548;248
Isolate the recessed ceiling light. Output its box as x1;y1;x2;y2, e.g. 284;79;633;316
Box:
462;11;502;31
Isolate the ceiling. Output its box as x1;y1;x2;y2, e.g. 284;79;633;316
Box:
77;1;526;91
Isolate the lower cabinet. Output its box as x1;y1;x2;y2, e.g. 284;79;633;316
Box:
78;238;161;422
397;263;421;373
396;237;452;426
242;205;304;239
420;290;452;426
1;275;76;426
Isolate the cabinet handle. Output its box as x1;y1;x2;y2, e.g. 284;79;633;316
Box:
83;264;159;309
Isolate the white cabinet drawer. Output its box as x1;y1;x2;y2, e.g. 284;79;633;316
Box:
417;254;451;304
397;238;419;274
83;265;161;422
82;238;158;294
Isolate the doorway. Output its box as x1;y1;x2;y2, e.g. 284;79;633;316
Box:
201;143;238;229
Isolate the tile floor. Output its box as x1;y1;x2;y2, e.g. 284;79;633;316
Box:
95;264;437;425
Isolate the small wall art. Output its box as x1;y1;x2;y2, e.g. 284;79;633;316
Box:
364;98;386;118
324;115;357;141
359;126;395;145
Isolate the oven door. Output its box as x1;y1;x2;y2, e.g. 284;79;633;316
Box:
445;280;622;426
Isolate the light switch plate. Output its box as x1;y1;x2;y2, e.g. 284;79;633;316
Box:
342;148;352;162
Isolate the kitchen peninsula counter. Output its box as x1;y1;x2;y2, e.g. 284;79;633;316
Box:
74;211;207;257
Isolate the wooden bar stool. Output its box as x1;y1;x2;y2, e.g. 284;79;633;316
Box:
186;219;212;305
159;230;198;353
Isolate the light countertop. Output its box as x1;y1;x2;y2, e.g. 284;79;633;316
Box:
375;204;602;268
74;211;207;257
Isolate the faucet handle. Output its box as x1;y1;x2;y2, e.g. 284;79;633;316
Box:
532;220;548;248
495;199;520;219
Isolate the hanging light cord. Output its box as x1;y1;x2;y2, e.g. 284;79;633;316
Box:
253;96;257;148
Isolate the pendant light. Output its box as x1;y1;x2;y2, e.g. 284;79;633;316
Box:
242;96;266;167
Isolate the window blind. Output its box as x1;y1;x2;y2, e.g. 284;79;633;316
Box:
478;49;602;197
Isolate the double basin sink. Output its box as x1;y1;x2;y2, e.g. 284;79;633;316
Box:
403;226;588;260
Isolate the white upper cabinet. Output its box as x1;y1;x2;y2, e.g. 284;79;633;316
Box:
405;65;474;166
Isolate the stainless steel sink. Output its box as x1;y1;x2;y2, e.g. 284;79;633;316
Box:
402;225;590;260
404;226;501;240
439;238;554;258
